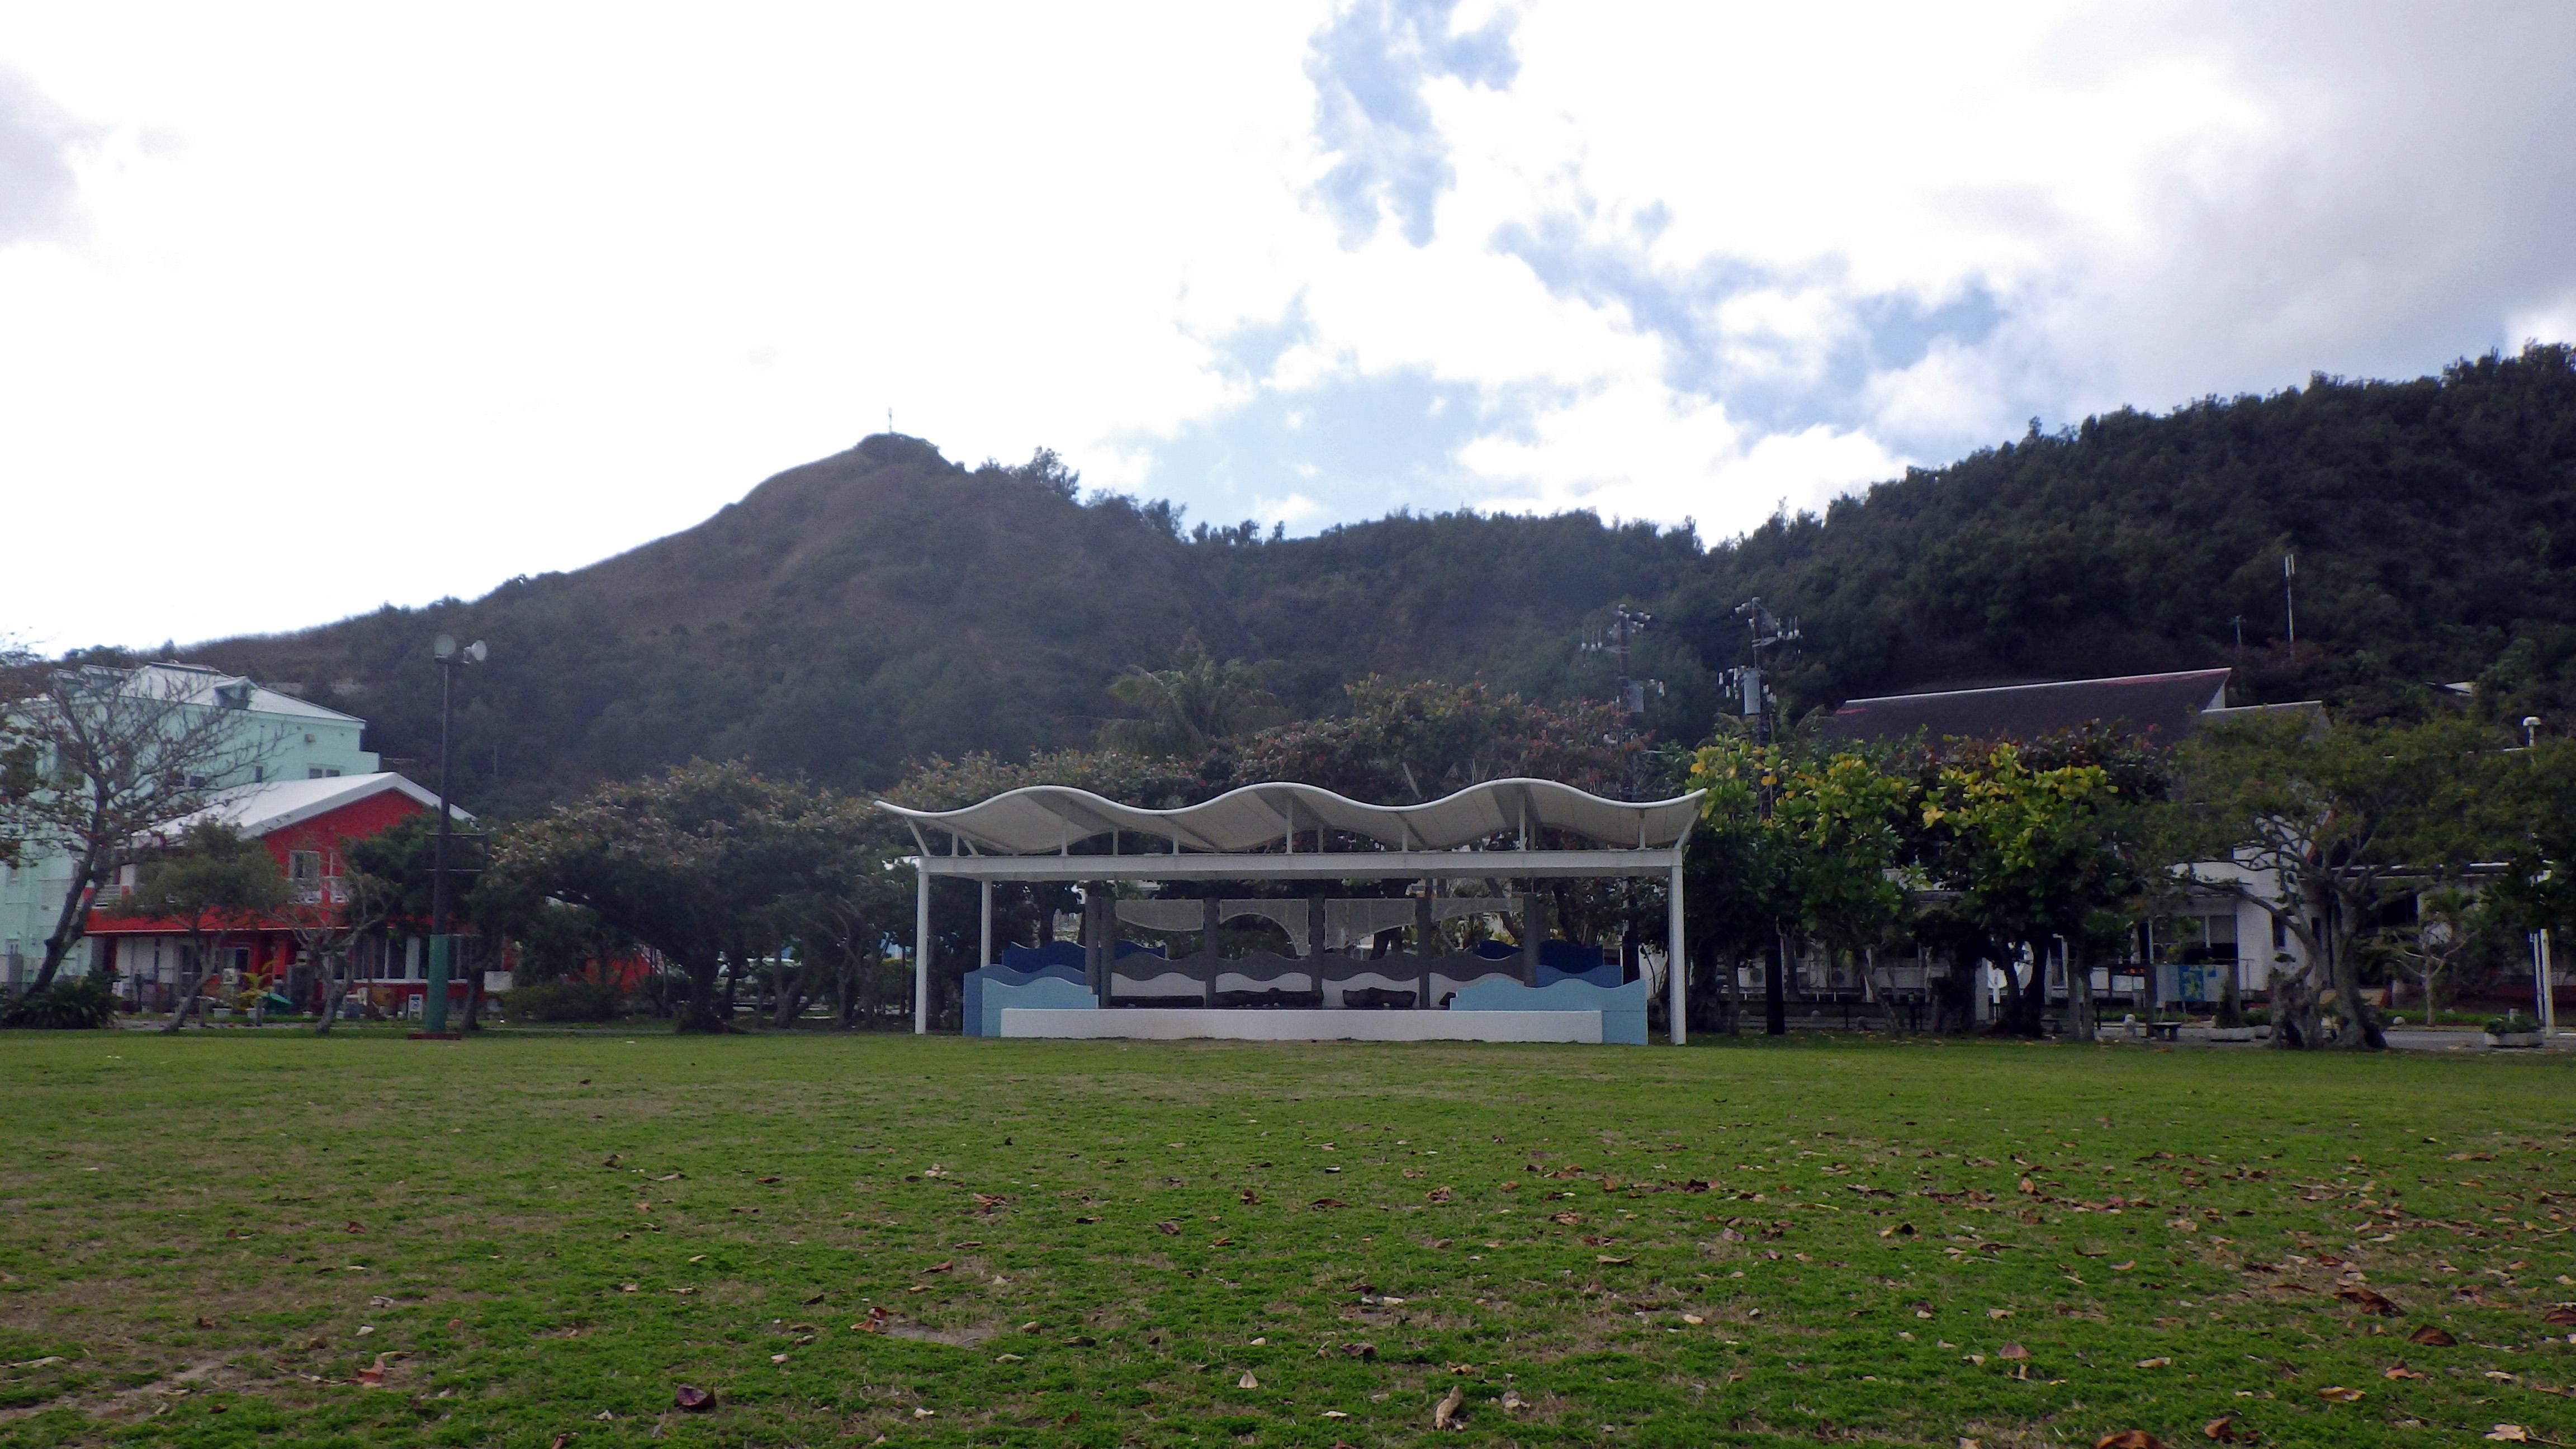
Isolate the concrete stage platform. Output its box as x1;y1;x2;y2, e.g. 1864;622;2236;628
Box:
998;1007;1604;1043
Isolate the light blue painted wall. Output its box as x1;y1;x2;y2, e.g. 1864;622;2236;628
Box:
1450;977;1650;1045
1;667;380;979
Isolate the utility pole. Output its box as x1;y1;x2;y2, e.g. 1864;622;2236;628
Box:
1726;599;1801;1036
422;634;486;1037
1580;606;1660;799
2283;552;2297;647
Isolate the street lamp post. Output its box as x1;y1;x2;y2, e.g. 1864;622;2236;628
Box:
422;634;486;1035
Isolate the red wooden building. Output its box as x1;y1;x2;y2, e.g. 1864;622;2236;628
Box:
88;772;479;1016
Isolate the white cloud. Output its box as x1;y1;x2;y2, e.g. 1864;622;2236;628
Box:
1;2;2572;648
1252;490;1327;527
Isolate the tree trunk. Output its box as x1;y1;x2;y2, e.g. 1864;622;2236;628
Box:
31;844;108;993
160;938;217;1034
2068;948;2096;1042
2325;906;2380;1051
2270;966;2322;1049
314;951;350;1036
773;955;822;1030
676;959;728;1033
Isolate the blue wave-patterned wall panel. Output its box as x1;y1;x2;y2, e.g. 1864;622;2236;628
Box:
1450;977;1649;1045
974;974;1101;1038
1001;941;1087;973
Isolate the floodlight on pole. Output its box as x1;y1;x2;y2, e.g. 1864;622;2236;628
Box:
1730;597;1801;1038
422;637;487;1037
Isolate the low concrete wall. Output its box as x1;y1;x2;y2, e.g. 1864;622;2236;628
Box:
998;1007;1603;1043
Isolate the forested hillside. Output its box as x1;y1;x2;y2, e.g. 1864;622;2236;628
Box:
185;344;2576;813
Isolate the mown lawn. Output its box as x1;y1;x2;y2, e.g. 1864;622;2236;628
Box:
1;1029;2571;1448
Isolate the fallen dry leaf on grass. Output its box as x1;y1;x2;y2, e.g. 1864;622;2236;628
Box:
2336;1287;2402;1316
924;1260;954;1273
2384;1363;2423;1380
2409;1324;2458;1347
2484;1428;2528;1443
2544;1306;2576;1327
2315;1385;2364;1403
1996;1343;2030;1361
2095;1433;2166;1449
1155;1221;1181;1235
1311;1198;1347;1210
1500;1388;1528;1411
1425;1186;1452;1203
1549;1211;1580;1227
1341;1342;1376;1358
673;1385;713;1411
2135;1356;2172;1368
2202;1415;2242;1442
1238;1370;1258;1389
1433;1383;1465;1430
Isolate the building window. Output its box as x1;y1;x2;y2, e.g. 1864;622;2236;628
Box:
252;765;266;783
308;767;342;779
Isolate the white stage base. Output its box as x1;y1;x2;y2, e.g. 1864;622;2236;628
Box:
998;1007;1602;1043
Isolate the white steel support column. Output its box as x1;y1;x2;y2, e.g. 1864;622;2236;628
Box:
978;880;995;973
913;865;932;1034
1666;859;1687;1046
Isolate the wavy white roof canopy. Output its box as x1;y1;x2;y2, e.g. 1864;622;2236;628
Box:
876;777;1703;857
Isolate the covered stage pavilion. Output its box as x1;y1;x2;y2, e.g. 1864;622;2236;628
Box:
877;777;1703;1045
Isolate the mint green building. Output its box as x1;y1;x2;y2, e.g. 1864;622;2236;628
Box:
1;663;380;985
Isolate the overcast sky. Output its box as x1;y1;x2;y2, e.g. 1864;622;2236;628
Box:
6;2;2574;651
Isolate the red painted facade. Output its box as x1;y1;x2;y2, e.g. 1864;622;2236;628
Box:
87;779;484;1015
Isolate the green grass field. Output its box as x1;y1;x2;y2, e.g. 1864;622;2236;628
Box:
2;1030;2570;1448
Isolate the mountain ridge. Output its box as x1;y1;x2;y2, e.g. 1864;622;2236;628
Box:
183;344;2576;813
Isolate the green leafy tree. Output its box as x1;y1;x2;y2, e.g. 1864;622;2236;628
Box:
1099;639;1285;757
489;760;864;1032
1687;733;1914;1022
2370;883;2483;1022
1915;733;2164;1040
1226;678;1633;803
106;821;288;1032
2156;713;2511;1050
